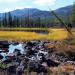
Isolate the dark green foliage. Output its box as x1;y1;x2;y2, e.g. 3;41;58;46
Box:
3;13;8;27
71;2;75;26
8;12;13;27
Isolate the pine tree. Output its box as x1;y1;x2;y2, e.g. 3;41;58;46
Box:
38;17;41;28
0;21;1;27
8;12;13;27
27;9;30;27
3;13;7;27
72;2;75;26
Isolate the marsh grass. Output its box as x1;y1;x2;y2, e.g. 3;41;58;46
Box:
0;28;70;41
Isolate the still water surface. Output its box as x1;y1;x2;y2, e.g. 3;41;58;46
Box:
1;44;24;59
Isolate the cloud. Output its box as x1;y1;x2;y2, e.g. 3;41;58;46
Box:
15;5;32;9
0;0;18;3
0;0;56;12
0;0;32;12
4;8;12;12
2;5;32;12
33;0;56;6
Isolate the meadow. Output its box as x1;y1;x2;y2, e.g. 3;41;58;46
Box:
0;28;71;41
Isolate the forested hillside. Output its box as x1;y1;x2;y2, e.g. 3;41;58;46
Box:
0;5;74;28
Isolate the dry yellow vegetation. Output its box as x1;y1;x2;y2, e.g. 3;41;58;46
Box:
48;65;75;75
0;28;74;41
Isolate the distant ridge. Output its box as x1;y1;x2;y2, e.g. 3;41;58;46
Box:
0;5;72;19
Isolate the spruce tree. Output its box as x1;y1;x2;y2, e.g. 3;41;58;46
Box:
72;2;75;26
8;12;13;27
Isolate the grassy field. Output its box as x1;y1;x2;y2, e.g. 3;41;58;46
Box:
0;28;70;41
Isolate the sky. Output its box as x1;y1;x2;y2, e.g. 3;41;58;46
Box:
0;0;74;13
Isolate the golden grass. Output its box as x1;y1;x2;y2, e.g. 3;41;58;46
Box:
49;65;75;75
0;28;48;31
0;28;74;41
48;29;68;40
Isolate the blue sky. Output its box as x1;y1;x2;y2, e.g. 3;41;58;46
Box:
0;0;74;13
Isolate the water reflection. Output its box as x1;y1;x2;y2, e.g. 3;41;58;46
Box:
8;44;24;54
1;43;24;58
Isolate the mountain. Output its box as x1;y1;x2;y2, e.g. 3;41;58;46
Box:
0;5;72;19
30;5;72;19
54;5;72;16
